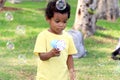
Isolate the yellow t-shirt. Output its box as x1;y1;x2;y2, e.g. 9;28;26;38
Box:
34;30;77;80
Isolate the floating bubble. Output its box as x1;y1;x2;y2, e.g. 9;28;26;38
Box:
15;25;26;36
56;0;66;10
5;11;13;21
6;40;15;50
18;54;27;64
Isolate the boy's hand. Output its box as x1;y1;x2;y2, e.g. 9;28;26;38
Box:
49;48;61;57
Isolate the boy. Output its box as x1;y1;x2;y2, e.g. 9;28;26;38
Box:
34;0;77;80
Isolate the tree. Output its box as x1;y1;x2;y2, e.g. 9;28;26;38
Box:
96;0;119;21
72;0;119;38
0;0;6;9
72;0;96;38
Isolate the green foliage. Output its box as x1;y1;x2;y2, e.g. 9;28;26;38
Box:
88;8;95;15
0;1;120;80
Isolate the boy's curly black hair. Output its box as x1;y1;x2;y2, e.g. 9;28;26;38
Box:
45;0;71;19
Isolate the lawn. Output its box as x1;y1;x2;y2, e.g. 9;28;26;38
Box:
0;0;120;80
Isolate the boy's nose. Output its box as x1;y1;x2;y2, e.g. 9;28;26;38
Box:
59;22;64;27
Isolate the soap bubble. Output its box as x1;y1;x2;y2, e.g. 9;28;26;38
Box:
18;54;27;64
5;12;13;21
56;0;66;10
15;25;26;36
6;40;15;50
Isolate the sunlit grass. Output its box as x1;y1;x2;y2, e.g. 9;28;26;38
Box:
0;1;120;80
74;18;120;80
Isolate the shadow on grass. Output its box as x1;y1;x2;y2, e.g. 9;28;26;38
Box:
95;31;118;41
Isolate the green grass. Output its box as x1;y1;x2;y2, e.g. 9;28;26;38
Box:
0;1;120;80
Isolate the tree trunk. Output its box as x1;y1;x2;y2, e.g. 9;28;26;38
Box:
72;0;96;38
0;0;6;9
106;0;119;21
72;0;120;38
96;0;119;21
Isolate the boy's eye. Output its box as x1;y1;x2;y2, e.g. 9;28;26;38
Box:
64;21;67;23
55;20;67;23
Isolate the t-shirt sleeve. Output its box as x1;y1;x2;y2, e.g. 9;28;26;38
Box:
33;33;46;56
68;36;77;55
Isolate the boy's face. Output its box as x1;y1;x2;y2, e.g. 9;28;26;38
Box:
47;12;68;34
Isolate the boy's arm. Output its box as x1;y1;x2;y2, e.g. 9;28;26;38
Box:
38;48;60;61
38;52;53;61
67;55;75;71
67;55;76;80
